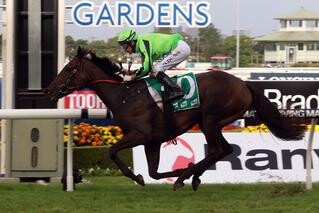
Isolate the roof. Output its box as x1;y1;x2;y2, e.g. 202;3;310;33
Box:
254;31;319;41
274;7;319;20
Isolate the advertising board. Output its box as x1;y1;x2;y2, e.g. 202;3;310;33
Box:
64;89;106;109
133;132;319;184
250;72;319;81
245;81;319;119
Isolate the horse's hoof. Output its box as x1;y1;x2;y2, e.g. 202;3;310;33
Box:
135;174;145;186
192;177;201;191
173;181;185;191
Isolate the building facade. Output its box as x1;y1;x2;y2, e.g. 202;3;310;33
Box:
255;7;319;65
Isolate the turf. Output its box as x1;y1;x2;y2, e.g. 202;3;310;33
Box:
0;177;319;213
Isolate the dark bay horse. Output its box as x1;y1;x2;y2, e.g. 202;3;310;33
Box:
45;47;306;191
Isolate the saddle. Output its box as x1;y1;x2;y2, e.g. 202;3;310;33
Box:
145;73;200;112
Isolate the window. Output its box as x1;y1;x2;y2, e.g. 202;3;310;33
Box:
316;43;319;51
298;43;304;51
279;43;285;50
306;20;318;28
307;43;315;51
290;20;302;27
265;43;276;51
280;20;287;28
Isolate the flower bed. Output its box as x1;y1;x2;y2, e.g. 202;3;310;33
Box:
64;122;123;147
64;122;317;148
192;123;317;133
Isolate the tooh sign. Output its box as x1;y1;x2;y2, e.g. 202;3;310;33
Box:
64;89;106;109
133;133;319;184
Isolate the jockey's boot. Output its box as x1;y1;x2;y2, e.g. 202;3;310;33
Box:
156;72;184;102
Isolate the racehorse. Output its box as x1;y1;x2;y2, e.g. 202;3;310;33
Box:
45;47;306;191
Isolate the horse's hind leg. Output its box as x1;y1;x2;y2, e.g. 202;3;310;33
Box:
109;131;146;186
191;130;233;190
144;143;190;180
173;126;233;191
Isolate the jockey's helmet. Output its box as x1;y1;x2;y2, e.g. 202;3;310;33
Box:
118;29;138;45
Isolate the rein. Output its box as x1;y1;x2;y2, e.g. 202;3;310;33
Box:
91;79;123;84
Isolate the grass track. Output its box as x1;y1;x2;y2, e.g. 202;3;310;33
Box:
0;177;319;213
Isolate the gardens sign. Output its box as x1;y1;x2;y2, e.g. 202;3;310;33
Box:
71;1;211;28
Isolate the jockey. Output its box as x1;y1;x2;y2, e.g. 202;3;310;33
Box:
117;29;191;102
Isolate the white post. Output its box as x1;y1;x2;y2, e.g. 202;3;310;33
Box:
67;118;74;192
57;0;65;109
1;0;15;176
235;0;240;68
306;118;317;190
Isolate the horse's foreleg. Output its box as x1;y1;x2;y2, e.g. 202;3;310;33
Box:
109;131;146;186
145;143;188;180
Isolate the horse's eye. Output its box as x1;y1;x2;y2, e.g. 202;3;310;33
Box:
72;69;77;73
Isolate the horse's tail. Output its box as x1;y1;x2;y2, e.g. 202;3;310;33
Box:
246;82;306;141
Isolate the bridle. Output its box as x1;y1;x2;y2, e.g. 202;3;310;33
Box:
56;57;124;98
56;57;84;96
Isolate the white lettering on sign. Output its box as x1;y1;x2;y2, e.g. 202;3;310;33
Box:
65;91;106;109
264;89;319;109
71;1;211;28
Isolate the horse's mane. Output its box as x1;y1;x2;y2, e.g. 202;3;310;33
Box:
77;48;123;81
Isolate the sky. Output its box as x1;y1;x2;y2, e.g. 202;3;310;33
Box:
65;0;319;40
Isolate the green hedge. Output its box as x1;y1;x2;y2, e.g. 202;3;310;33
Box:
64;146;133;170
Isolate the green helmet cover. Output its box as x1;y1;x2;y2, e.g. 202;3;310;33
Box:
118;29;138;43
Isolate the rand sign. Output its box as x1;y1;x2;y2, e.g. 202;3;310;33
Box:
245;81;319;118
133;133;319;184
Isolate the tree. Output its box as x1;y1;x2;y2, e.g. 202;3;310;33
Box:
88;40;108;56
65;36;89;58
65;35;76;57
198;23;224;61
223;35;254;67
75;39;88;47
103;36;125;62
154;27;172;34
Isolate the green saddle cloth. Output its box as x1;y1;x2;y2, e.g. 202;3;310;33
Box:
145;73;200;112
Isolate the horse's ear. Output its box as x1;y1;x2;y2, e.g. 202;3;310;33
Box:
77;47;83;57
